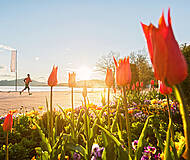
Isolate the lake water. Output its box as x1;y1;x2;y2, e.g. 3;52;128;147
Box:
0;86;105;92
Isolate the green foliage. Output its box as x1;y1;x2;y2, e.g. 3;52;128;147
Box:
135;115;154;160
97;125;129;160
0;84;187;159
181;43;190;106
0;115;41;160
130;50;154;86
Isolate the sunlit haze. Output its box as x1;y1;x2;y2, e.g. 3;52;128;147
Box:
77;66;92;81
0;0;189;83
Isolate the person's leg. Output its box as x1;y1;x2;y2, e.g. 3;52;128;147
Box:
20;86;27;95
28;86;32;95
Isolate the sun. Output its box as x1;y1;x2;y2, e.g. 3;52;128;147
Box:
77;66;92;80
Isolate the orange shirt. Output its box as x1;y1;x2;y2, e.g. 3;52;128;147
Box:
24;77;32;85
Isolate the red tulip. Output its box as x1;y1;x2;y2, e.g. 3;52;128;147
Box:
136;81;139;88
132;84;135;90
48;66;58;87
113;88;116;94
113;56;131;86
150;80;154;86
140;82;143;88
141;9;188;85
3;112;13;132
128;110;134;114
68;72;76;87
127;84;130;90
105;68;114;87
159;81;172;95
82;87;87;97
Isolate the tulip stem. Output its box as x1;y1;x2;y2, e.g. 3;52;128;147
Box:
6;132;8;160
71;87;75;135
83;81;90;159
166;95;174;142
174;84;190;159
123;86;132;158
50;86;53;146
107;87;110;129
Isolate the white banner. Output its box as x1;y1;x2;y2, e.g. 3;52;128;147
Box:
10;50;17;72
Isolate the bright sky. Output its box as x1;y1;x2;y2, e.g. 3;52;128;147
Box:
0;0;189;83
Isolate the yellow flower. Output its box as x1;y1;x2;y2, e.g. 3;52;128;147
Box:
31;156;36;160
10;109;18;114
151;99;157;104
161;102;167;107
32;125;36;130
34;111;40;116
58;154;61;160
65;108;72;113
26;111;32;117
38;106;44;111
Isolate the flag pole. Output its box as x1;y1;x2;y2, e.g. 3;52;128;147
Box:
15;50;17;92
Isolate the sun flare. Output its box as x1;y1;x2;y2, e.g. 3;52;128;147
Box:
77;66;91;80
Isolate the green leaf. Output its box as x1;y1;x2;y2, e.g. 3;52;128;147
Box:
170;140;179;160
76;109;84;132
33;120;52;154
101;131;117;160
135;115;154;160
97;124;122;146
57;105;69;121
90;118;99;140
46;97;50;140
52;132;70;159
163;119;172;160
42;151;49;160
65;143;86;158
99;105;107;117
117;146;129;160
35;147;42;155
53;132;70;151
92;109;103;124
97;124;128;160
111;111;118;133
152;126;164;152
177;140;185;158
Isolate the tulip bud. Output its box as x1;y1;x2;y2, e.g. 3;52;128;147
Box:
136;81;139;88
48;66;58;87
127;84;130;90
3;112;13;132
105;68;114;87
82;87;87;97
68;72;76;87
113;56;131;86
132;84;135;90
150;80;154;86
140;82;143;88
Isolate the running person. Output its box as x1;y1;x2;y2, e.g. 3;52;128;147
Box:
20;74;32;95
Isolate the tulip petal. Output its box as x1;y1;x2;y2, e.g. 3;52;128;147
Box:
113;56;117;68
48;66;58;86
151;25;168;82
3;113;13;132
164;9;188;85
141;22;154;64
141;9;188;85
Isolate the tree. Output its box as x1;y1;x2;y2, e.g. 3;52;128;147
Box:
130;49;154;86
180;43;190;106
96;51;120;74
